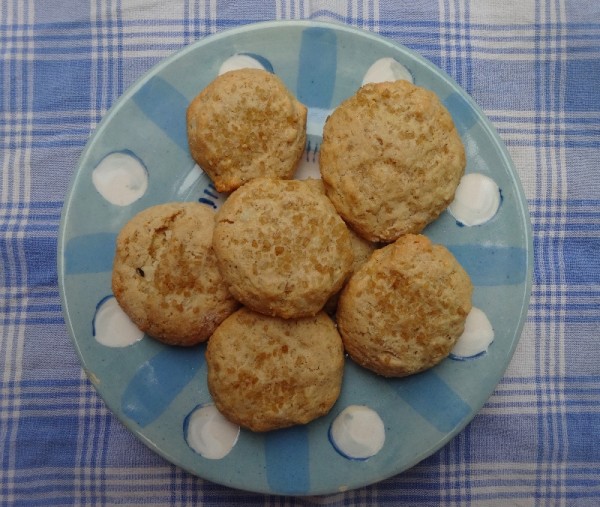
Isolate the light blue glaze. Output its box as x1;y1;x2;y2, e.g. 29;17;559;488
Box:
65;232;116;274
265;426;310;494
297;27;337;108
447;244;527;286
239;52;274;73
132;76;190;152
121;346;203;427
443;91;479;134
389;371;472;433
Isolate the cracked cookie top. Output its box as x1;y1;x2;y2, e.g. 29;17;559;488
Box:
213;178;354;319
320;80;466;242
112;202;238;345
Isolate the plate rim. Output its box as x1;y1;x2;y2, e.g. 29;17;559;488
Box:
57;19;534;496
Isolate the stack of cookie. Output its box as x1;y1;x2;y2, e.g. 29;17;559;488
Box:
320;79;473;378
111;68;473;432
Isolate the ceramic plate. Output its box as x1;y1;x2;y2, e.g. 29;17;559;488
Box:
58;20;533;495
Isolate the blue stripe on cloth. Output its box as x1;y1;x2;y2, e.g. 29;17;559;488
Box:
0;201;63;209
1;316;66;325
533;1;568;498
15;412;81;468
265;425;310;494
562;237;600;284
9;17;600;31
24;236;58;287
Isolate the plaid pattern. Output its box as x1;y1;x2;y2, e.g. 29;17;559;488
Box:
1;0;599;505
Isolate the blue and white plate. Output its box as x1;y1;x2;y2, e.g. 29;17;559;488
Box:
58;20;533;495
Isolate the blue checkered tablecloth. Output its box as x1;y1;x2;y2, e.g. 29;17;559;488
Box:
2;1;599;505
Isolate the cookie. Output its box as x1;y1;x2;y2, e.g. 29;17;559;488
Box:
305;177;376;271
337;234;472;377
323;226;378;315
213;178;354;319
347;227;378;272
320;80;466;242
112;202;238;346
187;68;307;193
206;308;344;432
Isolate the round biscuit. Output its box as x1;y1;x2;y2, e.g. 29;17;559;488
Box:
111;202;239;346
213;178;354;319
206;307;344;432
337;234;473;377
187;68;307;193
320;80;466;242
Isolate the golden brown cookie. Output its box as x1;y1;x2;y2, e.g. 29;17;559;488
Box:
187;68;307;193
112;202;238;346
337;234;472;377
320;80;466;242
303;175;378;313
206;308;344;432
323;226;378;315
213;178;354;319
